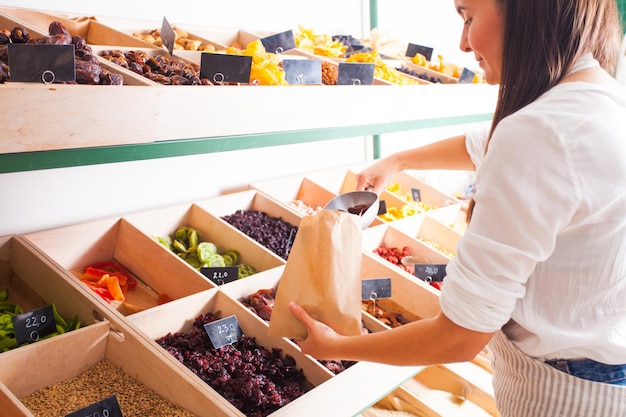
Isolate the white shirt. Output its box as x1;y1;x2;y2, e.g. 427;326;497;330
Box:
440;79;626;363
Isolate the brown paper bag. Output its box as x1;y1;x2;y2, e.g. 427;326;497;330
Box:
268;209;363;340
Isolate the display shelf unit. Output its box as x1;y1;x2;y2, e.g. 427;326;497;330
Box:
0;6;501;415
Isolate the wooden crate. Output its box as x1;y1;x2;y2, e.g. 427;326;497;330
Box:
428;203;469;234
0;10;46;37
124;201;286;279
384;171;463;213
401;61;460;84
391;213;462;259
0;320;228;417
0;235;216;415
0;234;99;351
249;175;337;217
0;7;148;47
126;287;332;416
20;215;215;319
127;276;420;416
360;250;441;324
363;222;450;274
195;190;302;261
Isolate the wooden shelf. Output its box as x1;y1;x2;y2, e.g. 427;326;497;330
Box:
0;83;496;173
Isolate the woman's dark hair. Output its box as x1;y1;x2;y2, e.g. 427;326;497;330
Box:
493;0;622;129
467;0;623;221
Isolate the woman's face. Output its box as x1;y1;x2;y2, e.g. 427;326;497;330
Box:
455;0;505;84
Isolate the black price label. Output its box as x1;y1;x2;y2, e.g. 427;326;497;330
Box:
8;43;75;83
204;315;243;349
283;59;322;85
259;30;296;54
405;43;434;61
413;264;447;282
344;44;365;57
337;62;375;85
377;199;387;215
200;53;252;84
200;266;239;285
160;16;176;56
361;278;392;300
458;67;476;83
12;304;57;346
411;188;422;202
65;395;123;417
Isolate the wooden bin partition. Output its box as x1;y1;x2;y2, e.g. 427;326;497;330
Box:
360;250;441;325
0;320;230;417
249;175;337;218
20;215;215;319
195;190;303;261
383;171;463;213
0;7;148;47
363;222;451;278
124;201;286;278
0;235;219;415
126;287;333;416
0;10;45;37
391;213;462;259
0;234;99;334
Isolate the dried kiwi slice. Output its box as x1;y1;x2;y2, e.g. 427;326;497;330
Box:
223;249;239;265
207;254;226;267
197;242;218;263
189;229;200;248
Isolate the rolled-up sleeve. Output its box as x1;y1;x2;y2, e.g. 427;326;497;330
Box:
464;128;489;169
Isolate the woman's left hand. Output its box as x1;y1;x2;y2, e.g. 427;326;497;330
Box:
288;301;344;360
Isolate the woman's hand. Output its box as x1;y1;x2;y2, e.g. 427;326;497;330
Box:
356;156;399;195
355;135;474;195
288;301;344;360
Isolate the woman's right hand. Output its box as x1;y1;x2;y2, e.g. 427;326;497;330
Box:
356;155;399;195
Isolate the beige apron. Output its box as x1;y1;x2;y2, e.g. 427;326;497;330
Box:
489;331;626;417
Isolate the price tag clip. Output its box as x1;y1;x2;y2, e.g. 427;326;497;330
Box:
204;315;243;349
361;278;392;301
12;304;57;346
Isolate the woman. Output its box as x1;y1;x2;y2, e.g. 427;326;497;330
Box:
288;0;626;415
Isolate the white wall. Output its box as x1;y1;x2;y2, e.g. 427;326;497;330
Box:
0;138;373;235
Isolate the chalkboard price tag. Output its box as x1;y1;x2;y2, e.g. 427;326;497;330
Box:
377;199;387;215
405;43;434;61
8;43;75;83
337;62;375;85
361;278;392;300
160;16;176;56
200;53;252;84
65;395;123;417
458;67;476;84
200;266;239;285
283;59;322;85
259;30;296;54
411;188;421;202
12;304;56;346
344;44;365;57
413;263;447;282
204;315;243;349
